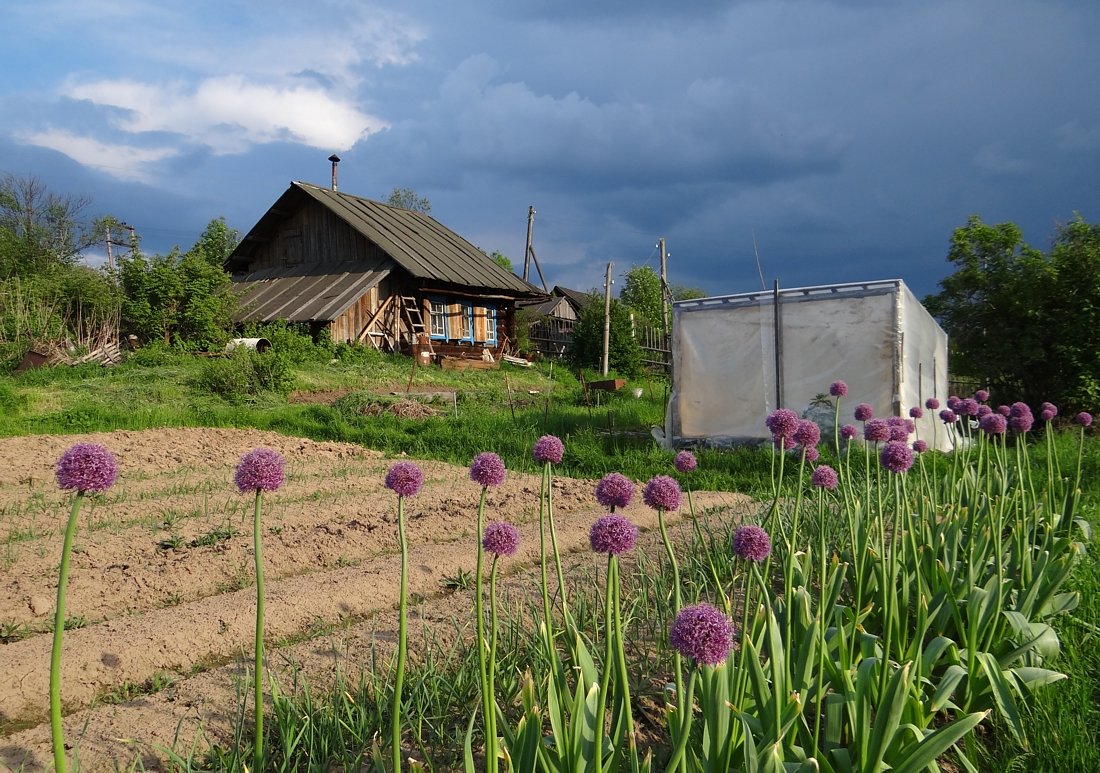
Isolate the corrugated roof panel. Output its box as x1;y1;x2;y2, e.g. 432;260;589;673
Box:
233;262;392;322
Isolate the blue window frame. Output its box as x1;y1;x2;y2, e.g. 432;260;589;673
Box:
426;297;499;345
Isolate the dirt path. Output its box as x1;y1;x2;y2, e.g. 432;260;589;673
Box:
0;428;753;771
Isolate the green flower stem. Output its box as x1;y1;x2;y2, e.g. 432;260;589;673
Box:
50;491;84;773
544;461;569;622
392;494;409;773
252;489;266;768
595;554;615;773
474;487;497;770
656;507;686;773
487;555;501;758
611;559;637;765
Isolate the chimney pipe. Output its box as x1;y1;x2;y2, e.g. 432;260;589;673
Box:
328;154;341;191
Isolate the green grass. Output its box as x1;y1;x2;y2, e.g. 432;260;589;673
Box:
3;347;1100;771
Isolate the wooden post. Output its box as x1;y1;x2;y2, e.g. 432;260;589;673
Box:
601;261;613;376
523;206;535;282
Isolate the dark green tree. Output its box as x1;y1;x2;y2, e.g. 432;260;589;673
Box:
569;293;643;377
190;216;240;268
924;214;1100;411
385;187;432;214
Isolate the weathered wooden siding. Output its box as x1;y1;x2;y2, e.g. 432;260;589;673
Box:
249;201;389;271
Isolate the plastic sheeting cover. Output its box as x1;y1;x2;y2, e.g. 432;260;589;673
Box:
666;280;949;450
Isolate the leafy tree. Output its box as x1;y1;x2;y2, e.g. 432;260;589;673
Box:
117;218;239;349
0;175;120;365
190;216;240;268
924;214;1100;411
619;265;663;326
385;187;432;214
671;284;706;301
489;251;513;273
569;293;643;377
0;174;102;279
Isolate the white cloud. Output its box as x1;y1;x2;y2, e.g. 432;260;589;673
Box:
66;75;387;154
17;128;179;182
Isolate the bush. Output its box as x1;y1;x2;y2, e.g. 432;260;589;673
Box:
196;349;293;402
242;321;333;365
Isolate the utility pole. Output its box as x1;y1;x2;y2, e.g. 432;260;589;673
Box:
659;237;669;343
104;221;133;274
522;206;549;292
601;261;613;376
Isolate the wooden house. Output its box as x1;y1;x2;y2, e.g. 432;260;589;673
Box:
225;181;547;359
520;286;591;358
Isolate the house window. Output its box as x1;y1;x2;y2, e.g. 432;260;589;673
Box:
428;298;499;345
482;306;498;344
429;299;448;338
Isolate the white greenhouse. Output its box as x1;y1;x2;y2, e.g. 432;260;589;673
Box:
661;279;950;451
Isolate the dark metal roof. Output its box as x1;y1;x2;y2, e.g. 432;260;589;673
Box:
233;262;392;323
229;181;546;299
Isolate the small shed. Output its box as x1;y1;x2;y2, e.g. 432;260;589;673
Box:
663;279;950;449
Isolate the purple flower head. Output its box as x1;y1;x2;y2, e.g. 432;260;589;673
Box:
887;416;913;442
595;472;635;510
800;445;820;463
483;521;520;557
669;603;735;666
643;475;682;511
811;464;839;490
960;398;980;417
793;419;821;448
1008;402;1034;433
772;434;797;451
1076;412;1093;427
979;413;1007;435
864;419;890;443
234;448;285;493
589;514;638;555
764;409;799;439
975;389;990;403
977;405;993;418
840;424;858;441
996;404;1011;417
385;461;424;498
909;406;924;419
880;440;914;474
912;439;929;453
674;450;698;473
56;443;119;494
925;397;941;410
854;403;874;421
939;409;958;424
1040;408;1056;422
1041;402;1058;418
829;380;848;398
732;524;772;562
533;435;564;465
470;452;506;488
946;395;961;411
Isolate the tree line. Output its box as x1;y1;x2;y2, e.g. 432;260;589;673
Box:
3;173;1097;414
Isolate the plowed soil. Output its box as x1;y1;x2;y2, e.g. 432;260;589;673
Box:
0;428;751;771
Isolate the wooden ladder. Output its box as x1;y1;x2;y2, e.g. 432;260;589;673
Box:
399;296;434;355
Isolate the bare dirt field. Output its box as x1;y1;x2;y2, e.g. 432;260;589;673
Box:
0;428;751;771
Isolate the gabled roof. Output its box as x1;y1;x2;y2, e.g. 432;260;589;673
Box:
553;285;593;309
228;181;545;299
234;262;392;323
